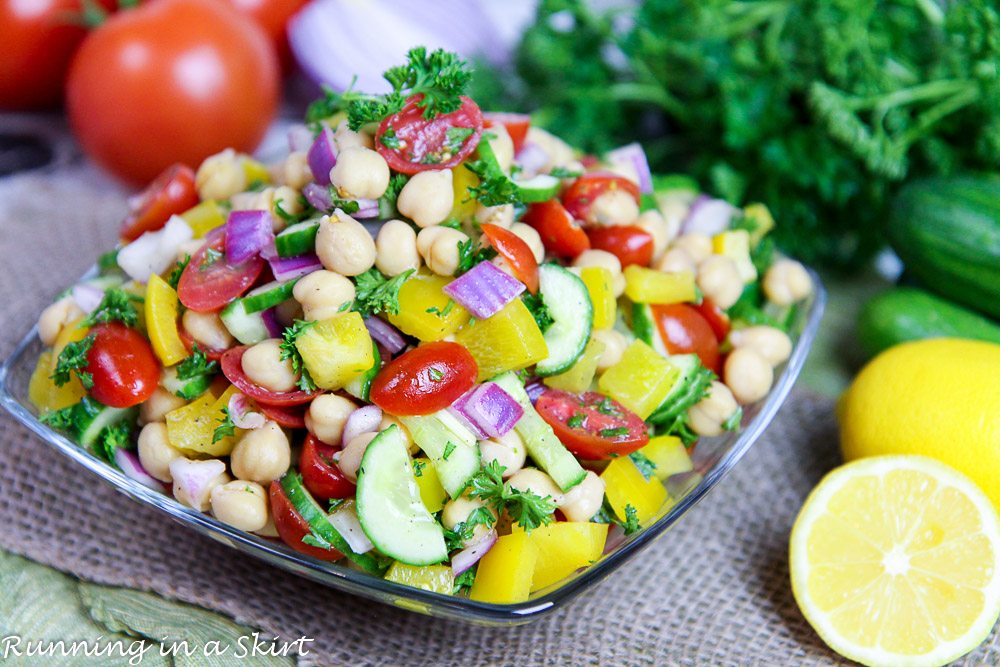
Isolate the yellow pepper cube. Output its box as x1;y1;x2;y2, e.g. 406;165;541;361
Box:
385;562;454;595
623;265;696;304
242;158;270;185
516;522;608;592
579;267;616;329
543;337;605;393
469;530;538;604
145;274;188;366
29;351;54;412
296;312;374;390
455;299;548;382
598;340;679;419
180;200;227;239
413;457;448;513
450;164;479;222
388;273;470;342
741;202;774;246
165;385;239;456
601;456;669;525
637;435;693;481
712;229;756;283
41;318;90;410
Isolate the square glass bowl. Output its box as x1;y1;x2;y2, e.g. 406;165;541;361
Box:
0;270;824;625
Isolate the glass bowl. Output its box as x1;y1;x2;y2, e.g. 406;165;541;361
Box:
0;269;824;625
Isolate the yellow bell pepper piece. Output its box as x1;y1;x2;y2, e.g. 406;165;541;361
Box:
637;435;693;481
579;267;616;329
455;299;548;382
29;351;54;411
41;317;90;410
413;457;448;513
623;266;696;304
180;200;227;239
296;312;374;390
543;337;605;393
165;385;239;456
598;340;679;420
242;158;270;186
601;456;669;525
712;229;757;283
385;562;454;595
145;275;188;366
450;164;479;222
513;522;608;592
388;273;470;342
469;530;538;604
741;202;774;246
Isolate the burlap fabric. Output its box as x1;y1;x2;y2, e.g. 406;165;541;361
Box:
1;164;997;666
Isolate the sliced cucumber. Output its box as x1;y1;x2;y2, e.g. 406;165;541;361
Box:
220;300;269;345
535;264;593;376
343;341;381;402
648;354;715;427
491;372;586;491
398;411;480;499
515;174;560;203
356;426;448;566
631;303;670;357
275;220;320;258
240;279;298;314
160;365;212;400
73;398;138;451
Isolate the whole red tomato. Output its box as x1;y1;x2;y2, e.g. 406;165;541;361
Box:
86;322;160;408
66;0;279;185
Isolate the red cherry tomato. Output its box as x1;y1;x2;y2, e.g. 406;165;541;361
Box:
561;173;641;222
484;112;530;154
651;304;721;373
375;95;483;175
535;390;649;460
369;342;477;416
300;434;356;501
269;481;343;561
85;322;160;408
177;227;264;312
694;298;731;341
257;402;307;429
66;0;279;185
586;225;654;268
220;346;320;406
120;164;199;242
480;223;539;294
522;199;590;259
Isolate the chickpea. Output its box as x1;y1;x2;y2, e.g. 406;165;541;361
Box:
728;326;792;367
525;127;576;171
559;471;606;522
416;225;449;257
442;496;497;547
241;339;299;393
573;250;625;297
696;255;743;309
592;329;629;372
229;190;261;212
195;148;247;201
139;387;187;425
274;298;304;327
724;347;774;404
507;468;565;506
280;150;313;190
329;146;389;199
424;227;470;276
38;297;84;346
658;198;688;241
486;124;514;173
337;431;378;481
305;394;358;446
137;422;183;482
315;213;377;276
688;381;740;437
230;421;291;484
634;209;672;261
293;270;356;321
763;259;812;306
170;458;229;510
478;429;527;478
182;310;234;351
397;170;454;228
333;120;373;151
210;481;269;532
655;246;697;274
375;220;421;276
475;204;515;230
509;222;545;263
586;190;640;227
380;415;416;453
671;234;713;264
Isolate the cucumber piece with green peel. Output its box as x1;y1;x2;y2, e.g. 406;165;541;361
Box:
397;411;480;499
160;365;212;400
535;264;593;376
515;174;560;203
239;279;298;314
343;341;381;402
274;220;320;258
219;299;269;345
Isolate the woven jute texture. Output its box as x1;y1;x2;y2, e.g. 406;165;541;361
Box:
1;165;998;666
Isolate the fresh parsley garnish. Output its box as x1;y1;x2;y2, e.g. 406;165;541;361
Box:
40;404;79;431
273;197;313;224
412;459;426;477
279;320;318;392
455;238;497;276
599;426;630;439
468;460;556;532
429;367;445;382
464;159;522;207
521;292;554;333
628;451;658;481
443;506;496;551
444;126;475;153
380;127;403;150
168;255;191;289
567;413;586;429
82;288;140;328
51;334;96;389
382;46;472;120
97;422;132;464
426;299;456;317
442;440;456;460
176;345;218;381
722;407;743;432
352;268;415;317
453;567;477;594
213;408;236;444
325;191;361;215
548;166;584;179
596;397;619;416
97;249;121;275
202;247;224;268
377;173;409;218
622;504;641;535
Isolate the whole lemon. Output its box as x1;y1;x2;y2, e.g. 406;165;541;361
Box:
839;338;1000;511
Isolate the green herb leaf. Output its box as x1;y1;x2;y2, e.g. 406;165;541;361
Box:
628;451;658;481
622;504;641;535
464;160;522;207
353;268;415;317
599;426;629;439
96;422;132;464
383;46;472;120
168;255;191;289
567;413;586;429
175;344;218;382
82;288;140;328
279;320;318;392
455;238;498;276
51;333;96;389
429;367;445;382
521;292;554;333
213;408;236;444
442;440;456;460
453;567;477;594
412;459;426;477
467;460;556;532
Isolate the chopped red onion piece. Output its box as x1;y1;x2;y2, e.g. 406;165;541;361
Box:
447;405;488;441
452;529;498;575
169;458;226;504
606;142;653;194
524;378;546;404
456;382;523;439
603;524;626;553
514;142;548;177
225;210;274;264
302;183;333;211
353;198;380;219
269;253;322;282
443;261;525;319
363;316;407;354
327;505;374;554
72;283;105;314
228;393;266;430
307;124;338;186
342;405;383;446
682;196;736;237
114;449;162;490
287;123;315;152
261;308;284;338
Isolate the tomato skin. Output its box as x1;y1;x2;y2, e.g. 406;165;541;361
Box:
522;200;590;259
375;95;483;174
484;112;530;154
221;346;319;406
257;402;306;429
481;223;539;294
177;227;264;312
222;0;307;68
370;342;477;416
651;304;721;373
86;322;160;408
586;226;654;268
66;0;279;185
269;481;344;561
536;390;649;460
561;173;641;223
300;434;356;501
694;298;731;341
120;164;200;242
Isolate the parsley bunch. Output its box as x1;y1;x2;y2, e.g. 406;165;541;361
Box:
352;268;414;317
468;460;557;532
82;288;141;328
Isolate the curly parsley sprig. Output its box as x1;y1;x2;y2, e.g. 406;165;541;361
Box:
82;288;141;328
279;321;318;392
468;460;557;532
51;334;96;389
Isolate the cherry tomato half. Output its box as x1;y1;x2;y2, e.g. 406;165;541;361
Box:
177;227;264;312
85;322;160;408
694;298;731;342
484;112;530;154
300;434;356;501
535;389;649;460
269;481;344;561
561;173;641;222
586;225;654;268
522;199;590;259
220;346;320;406
375;95;483;174
369;342;477;416
120;163;199;242
481;223;539;294
652;304;721;373
257;402;307;429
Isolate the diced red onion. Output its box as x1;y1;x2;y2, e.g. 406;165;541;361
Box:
225;210;274;264
682;196;737;237
260;238;278;261
514;142;549;177
169;458;226;504
117;215;193;283
455;382;523;439
363;316;407;354
302;183;333;211
603;524;626;553
307;124;338;186
524;379;546;404
606;142;653;194
452;529;498;575
72;283;105;314
114;449;162;490
447;406;488;441
287;123;315;152
228;393;265;430
352;198;380;219
342;405;383;447
327;505;374;554
261;308;284;338
443;261;525;319
269;253;322;282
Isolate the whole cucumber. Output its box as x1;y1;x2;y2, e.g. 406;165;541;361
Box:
859;287;1000;358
